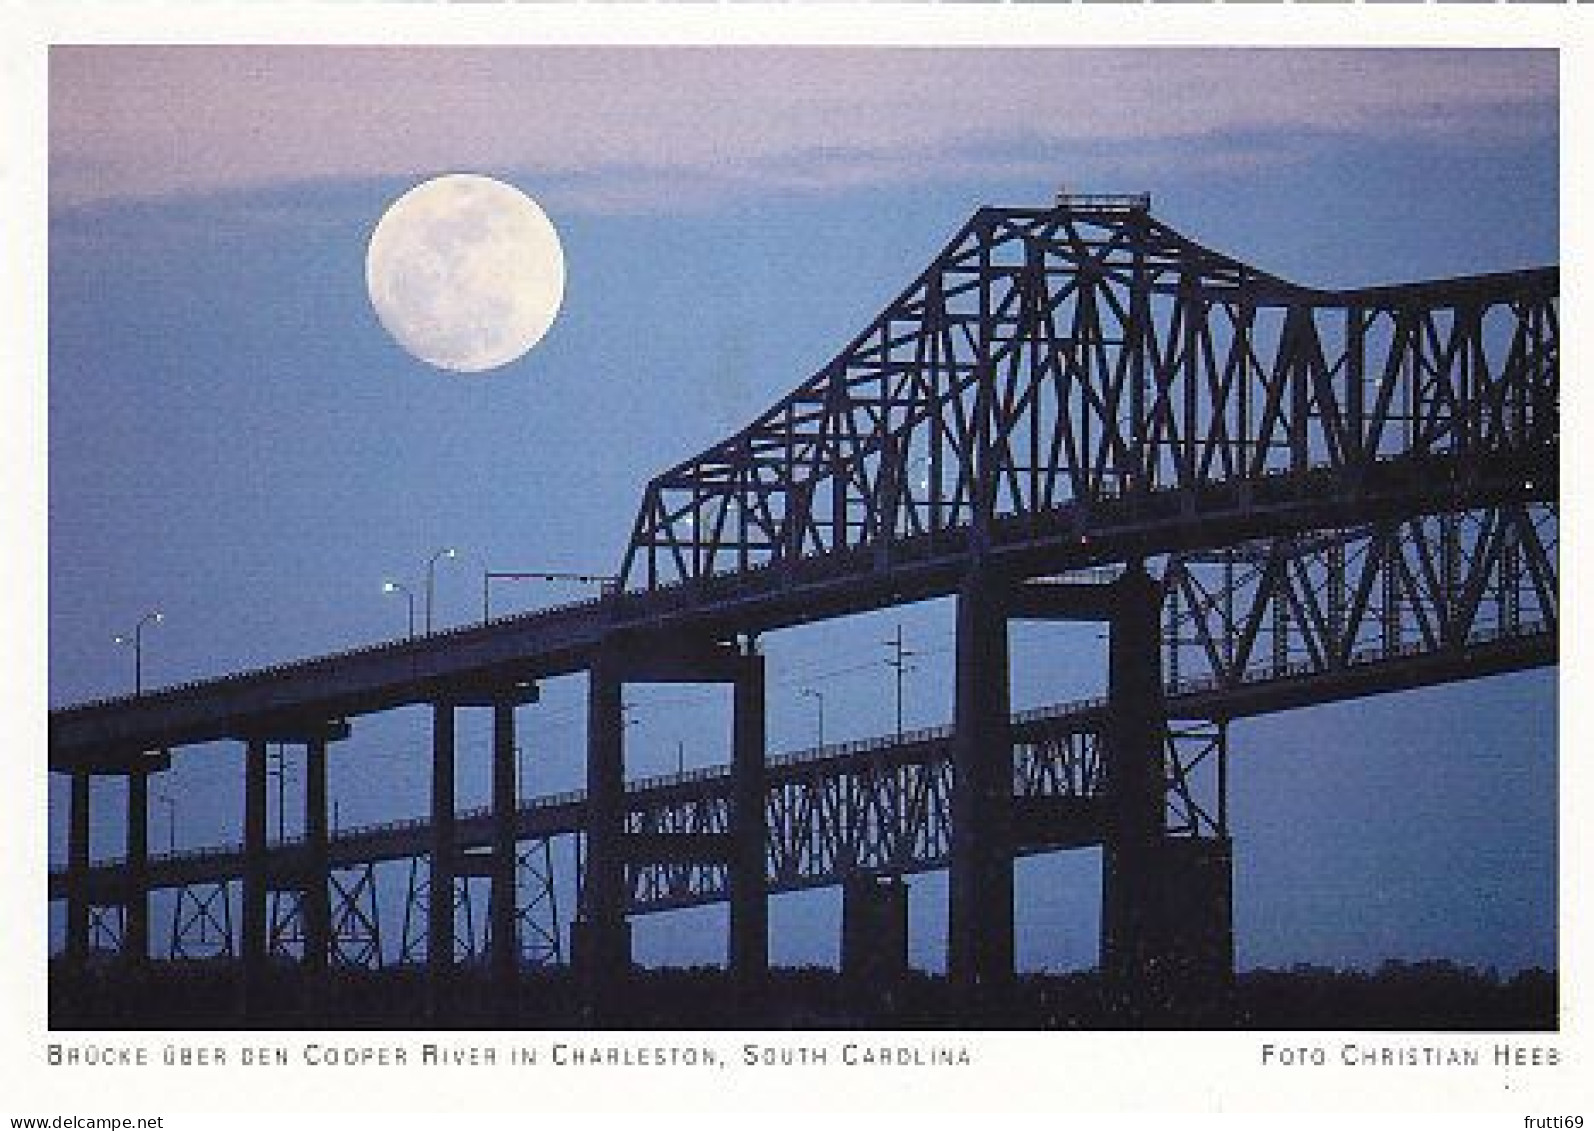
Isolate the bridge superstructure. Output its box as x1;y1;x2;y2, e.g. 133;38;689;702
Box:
49;194;1557;1022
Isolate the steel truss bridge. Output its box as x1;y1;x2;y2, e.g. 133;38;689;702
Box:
49;194;1557;1021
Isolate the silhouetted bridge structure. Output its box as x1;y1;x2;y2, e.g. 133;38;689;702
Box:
50;194;1557;1023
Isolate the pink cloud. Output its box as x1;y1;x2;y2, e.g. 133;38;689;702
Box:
50;47;1555;212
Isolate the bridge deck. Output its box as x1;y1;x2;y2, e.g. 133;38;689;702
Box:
50;450;1552;769
52;621;1551;907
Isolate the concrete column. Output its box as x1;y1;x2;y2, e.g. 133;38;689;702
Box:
490;699;519;1009
1108;562;1164;842
65;769;91;966
125;767;150;964
729;651;768;1001
577;652;629;1017
948;568;1014;1002
241;738;268;1017
842;876;908;998
428;701;457;1018
303;737;330;977
1100;561;1167;1012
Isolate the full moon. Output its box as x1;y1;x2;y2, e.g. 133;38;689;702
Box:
365;174;565;373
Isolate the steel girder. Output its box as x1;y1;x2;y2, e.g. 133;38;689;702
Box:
619;725;1226;915
1162;501;1556;702
621;201;1556;589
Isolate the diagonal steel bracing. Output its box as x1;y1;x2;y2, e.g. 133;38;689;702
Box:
623;199;1554;591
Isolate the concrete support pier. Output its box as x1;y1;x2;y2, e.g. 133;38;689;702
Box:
1104;836;1235;1018
948;567;1014;1004
490;698;519;1013
65;770;90;968
428;701;457;1020
576;651;630;1020
124;766;151;966
303;737;330;982
241;738;268;1018
1100;560;1176;1019
842;875;909;1009
729;649;769;1005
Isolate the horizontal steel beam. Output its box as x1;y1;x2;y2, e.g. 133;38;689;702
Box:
52;626;1552;906
50;453;1551;769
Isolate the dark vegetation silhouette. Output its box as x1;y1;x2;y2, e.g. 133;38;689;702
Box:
50;957;1555;1031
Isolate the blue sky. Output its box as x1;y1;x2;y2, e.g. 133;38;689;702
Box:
46;47;1557;973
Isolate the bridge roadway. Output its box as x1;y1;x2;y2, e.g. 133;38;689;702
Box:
49;448;1550;772
51;616;1550;910
47;199;1559;1014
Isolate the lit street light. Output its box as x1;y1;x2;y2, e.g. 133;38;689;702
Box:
425;547;459;635
800;687;826;750
382;580;416;640
112;610;163;695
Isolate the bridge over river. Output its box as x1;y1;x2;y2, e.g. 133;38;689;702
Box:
49;193;1558;1023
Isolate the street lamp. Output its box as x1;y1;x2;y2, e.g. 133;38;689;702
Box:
382;580;416;640
112;610;163;695
800;687;826;750
425;547;459;635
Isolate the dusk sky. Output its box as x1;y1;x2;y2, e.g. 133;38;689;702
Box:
45;47;1557;975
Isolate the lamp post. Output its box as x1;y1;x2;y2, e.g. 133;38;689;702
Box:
800;687;826;750
112;611;163;696
381;580;416;640
424;547;458;635
884;625;917;741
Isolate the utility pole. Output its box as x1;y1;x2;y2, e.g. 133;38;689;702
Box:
266;744;292;844
884;625;917;740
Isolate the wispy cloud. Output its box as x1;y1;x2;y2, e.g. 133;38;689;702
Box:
50;47;1555;214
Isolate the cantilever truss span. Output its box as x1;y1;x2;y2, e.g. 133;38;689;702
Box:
623;199;1556;590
